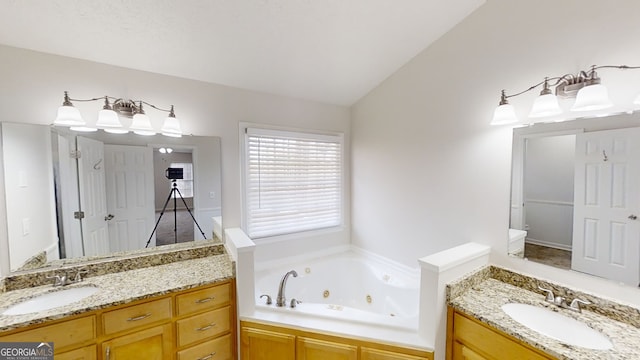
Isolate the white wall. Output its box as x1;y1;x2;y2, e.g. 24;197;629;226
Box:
351;0;640;305
523;135;575;250
0;45;351;272
1;123;57;270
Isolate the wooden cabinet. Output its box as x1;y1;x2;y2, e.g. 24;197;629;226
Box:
176;283;231;315
241;326;296;360
177;307;231;347
101;324;173;360
177;334;233;360
0;280;236;360
56;345;97;360
102;297;172;335
175;282;234;360
0;315;96;356
297;337;357;360
240;321;432;360
447;307;554;360
452;342;488;360
361;347;430;360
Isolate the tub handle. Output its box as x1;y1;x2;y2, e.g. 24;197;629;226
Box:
260;294;272;305
290;298;301;308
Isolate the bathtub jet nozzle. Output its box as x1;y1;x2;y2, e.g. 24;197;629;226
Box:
276;270;298;307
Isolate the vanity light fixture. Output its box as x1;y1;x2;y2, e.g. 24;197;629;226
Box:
490;65;640;125
54;91;183;137
158;147;173;154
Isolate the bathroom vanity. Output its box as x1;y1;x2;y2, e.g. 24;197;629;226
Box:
0;241;236;359
446;266;640;359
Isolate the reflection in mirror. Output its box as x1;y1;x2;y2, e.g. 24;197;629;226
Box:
509;113;640;286
0;122;222;272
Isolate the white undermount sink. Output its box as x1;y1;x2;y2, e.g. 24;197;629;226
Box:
501;303;613;350
2;286;99;316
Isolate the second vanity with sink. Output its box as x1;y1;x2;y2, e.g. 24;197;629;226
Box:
0;240;236;359
447;266;640;360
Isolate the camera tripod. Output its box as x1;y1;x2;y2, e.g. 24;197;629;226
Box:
146;180;207;248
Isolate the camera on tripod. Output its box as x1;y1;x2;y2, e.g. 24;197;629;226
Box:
165;167;184;180
146;166;206;248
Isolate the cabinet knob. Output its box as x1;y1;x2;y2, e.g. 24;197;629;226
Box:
629;214;638;220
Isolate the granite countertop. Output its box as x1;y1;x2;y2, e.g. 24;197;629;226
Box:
449;268;640;360
0;253;234;332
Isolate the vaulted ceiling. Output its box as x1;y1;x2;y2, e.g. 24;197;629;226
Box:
0;0;484;105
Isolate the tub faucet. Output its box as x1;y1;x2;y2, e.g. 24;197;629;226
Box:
276;270;298;307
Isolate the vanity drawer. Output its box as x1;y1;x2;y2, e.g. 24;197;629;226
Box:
0;315;95;350
177;334;232;360
102;297;172;335
176;282;231;316
177;306;230;347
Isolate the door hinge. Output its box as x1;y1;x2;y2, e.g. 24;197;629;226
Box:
74;211;85;219
70;150;81;159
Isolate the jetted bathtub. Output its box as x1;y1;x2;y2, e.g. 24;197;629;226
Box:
250;250;426;348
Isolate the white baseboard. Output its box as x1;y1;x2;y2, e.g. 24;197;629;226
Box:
525;238;572;252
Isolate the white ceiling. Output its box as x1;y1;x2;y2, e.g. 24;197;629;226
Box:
0;0;484;106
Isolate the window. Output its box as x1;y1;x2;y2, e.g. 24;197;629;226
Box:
243;128;343;239
170;162;193;198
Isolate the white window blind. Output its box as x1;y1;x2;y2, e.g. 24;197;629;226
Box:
245;128;343;239
170;162;193;198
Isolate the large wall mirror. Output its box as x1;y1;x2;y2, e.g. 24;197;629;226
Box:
0;122;222;273
509;112;640;287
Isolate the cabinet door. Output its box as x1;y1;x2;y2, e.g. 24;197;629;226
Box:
297;337;357;360
240;326;295;360
452;341;489;360
102;324;173;360
361;347;429;360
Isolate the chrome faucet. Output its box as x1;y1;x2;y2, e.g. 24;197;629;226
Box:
47;273;69;287
276;270;298;307
47;269;87;287
569;298;591;313
538;286;591;313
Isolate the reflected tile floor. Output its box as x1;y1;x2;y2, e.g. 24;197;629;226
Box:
524;243;571;270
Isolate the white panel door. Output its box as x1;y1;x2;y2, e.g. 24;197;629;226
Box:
57;134;83;258
104;145;155;252
572;128;640;286
76;136;109;256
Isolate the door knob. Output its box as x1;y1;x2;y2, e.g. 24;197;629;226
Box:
104;214;115;221
629;214;638;220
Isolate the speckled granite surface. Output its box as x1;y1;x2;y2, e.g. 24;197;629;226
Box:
448;266;640;360
0;253;234;332
2;239;226;292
